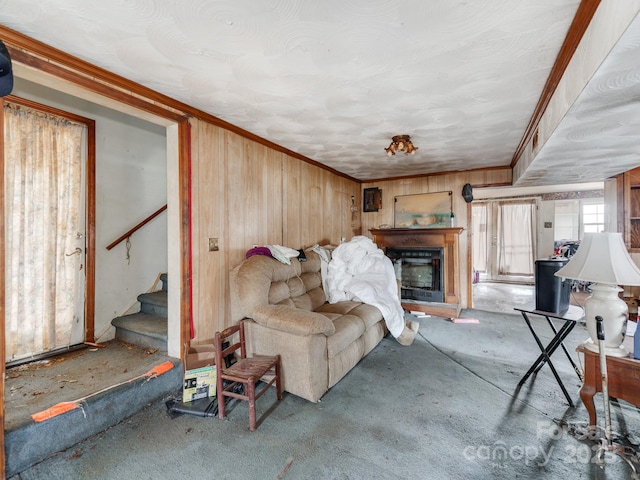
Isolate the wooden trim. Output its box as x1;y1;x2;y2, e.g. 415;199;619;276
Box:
510;0;601;167
402;302;460;319
365;165;513;184
85;114;96;342
105;205;168;251
1;97;6;480
0;25;360;184
5;95;94;125
467;201;473;308
7;47;185;123
617;173;625;236
179;119;192;358
1;26;186;121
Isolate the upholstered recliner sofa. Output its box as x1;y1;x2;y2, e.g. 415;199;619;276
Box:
229;250;386;402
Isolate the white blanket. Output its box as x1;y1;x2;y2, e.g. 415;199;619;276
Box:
325;236;405;338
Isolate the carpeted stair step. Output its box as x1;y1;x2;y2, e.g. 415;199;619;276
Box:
138;290;168;317
111;276;168;352
111;312;167;351
160;272;168;292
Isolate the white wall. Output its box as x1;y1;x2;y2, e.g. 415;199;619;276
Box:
11;79;168;342
538;200;556;258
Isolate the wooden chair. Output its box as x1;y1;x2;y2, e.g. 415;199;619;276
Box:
214;321;282;431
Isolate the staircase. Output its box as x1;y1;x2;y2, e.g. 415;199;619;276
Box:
111;273;168;351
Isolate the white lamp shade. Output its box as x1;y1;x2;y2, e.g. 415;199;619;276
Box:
554;232;640;286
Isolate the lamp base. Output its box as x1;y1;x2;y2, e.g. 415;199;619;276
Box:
584;284;629;357
582;337;630;358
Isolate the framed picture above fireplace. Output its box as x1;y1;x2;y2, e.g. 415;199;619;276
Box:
394;191;453;228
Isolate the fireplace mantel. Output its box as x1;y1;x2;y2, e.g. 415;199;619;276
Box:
370;227;463;318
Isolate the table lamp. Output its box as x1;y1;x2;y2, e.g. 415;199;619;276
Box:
554;232;640;357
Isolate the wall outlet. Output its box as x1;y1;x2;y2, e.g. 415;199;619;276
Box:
208;238;219;251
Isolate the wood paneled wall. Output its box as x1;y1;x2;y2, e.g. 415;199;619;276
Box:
190;118;361;343
283;156;361;248
361;168;512;309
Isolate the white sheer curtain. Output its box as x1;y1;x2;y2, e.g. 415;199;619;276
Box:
497;200;537;277
4;102;86;362
472;203;488;274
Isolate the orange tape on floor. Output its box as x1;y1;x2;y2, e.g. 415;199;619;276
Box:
31;402;80;423
143;361;175;378
30;361;175;423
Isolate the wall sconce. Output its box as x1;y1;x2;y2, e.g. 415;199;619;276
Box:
350;195;358;228
385;135;418;156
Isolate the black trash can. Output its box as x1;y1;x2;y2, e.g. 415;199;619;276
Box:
535;258;570;314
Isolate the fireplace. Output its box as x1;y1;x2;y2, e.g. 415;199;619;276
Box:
370;227;463;318
387;248;444;303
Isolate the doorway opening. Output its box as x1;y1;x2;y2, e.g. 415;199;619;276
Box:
471;189;604;313
472;198;537;284
4;98;95;366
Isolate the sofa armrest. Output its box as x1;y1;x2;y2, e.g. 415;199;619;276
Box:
251;304;335;336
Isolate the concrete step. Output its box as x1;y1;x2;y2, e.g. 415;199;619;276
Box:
5;348;182;477
111;312;167;352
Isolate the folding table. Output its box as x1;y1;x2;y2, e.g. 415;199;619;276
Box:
514;304;585;407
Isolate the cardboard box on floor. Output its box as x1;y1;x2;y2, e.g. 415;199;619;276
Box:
183;344;217;403
185;345;216;370
183;365;216;403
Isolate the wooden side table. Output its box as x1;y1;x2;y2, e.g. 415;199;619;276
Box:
577;344;640;427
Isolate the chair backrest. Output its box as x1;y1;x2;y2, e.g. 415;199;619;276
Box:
215;322;246;370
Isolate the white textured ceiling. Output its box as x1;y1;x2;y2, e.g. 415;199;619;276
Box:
515;11;640;186
1;0;639;184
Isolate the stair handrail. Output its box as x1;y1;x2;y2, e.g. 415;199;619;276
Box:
106;204;167;250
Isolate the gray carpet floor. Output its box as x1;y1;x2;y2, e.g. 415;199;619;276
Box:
10;308;640;479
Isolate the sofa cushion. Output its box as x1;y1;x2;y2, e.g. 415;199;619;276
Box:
326;314;366;358
328;337;365;388
230;254;302;322
269;281;292;305
299;272;325;307
252;304;335;336
342;303;384;329
316;301;382;329
267;268;325;311
362;321;385;356
300;252;322;273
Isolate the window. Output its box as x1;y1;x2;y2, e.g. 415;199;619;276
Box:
554;199;604;242
582;202;604;234
554;200;579;241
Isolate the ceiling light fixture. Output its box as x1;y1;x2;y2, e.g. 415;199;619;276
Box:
385;135;418;156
